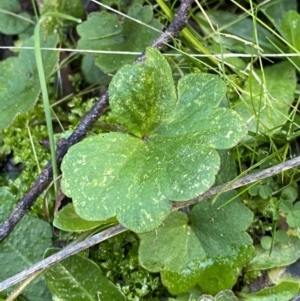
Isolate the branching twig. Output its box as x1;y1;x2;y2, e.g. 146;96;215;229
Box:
1;155;300;291
0;0;193;242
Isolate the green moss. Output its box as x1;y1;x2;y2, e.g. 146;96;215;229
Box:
90;231;171;300
1;103;50;216
0;94;101;217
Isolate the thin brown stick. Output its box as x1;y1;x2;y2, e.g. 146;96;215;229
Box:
0;0;193;242
1;155;300;291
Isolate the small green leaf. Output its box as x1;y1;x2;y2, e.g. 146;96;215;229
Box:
0;0;32;35
280;185;298;203
0;33;58;130
233;61;296;136
61;48;247;233
53;203;117;232
248;185;260;196
44;248;126;301
279;200;293;214
239;281;298;301
77;5;162;72
260;236;272;250
247;236;300;271
138;191;254;295
281;11;300;68
0;188;52;300
258;185;273;199
286;203;300;228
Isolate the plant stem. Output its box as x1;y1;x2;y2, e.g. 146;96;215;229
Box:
34;13;82;195
34;24;59;194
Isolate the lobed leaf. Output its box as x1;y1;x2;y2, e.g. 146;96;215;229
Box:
61;48;247;233
139;191;254;295
76;4;162;72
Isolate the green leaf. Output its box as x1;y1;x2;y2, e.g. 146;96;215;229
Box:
138;191;254;295
286;202;300;228
0;188;52;300
40;0;84;33
279;200;293;213
259;0;297;32
280;185;298;202
258;185;273;199
0;33;58;130
279;186;300;228
44;248;126;301
233;61;296;136
53;203;117;232
77;4;162;72
247;236;300;271
61;48;247;233
239;281;298;301
248;185;260;196
0;0;32;35
81;56;109;85
195;10;287;54
260;236;272;250
281;11;300;68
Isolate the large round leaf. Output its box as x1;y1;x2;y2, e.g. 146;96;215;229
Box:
61;48;247;233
